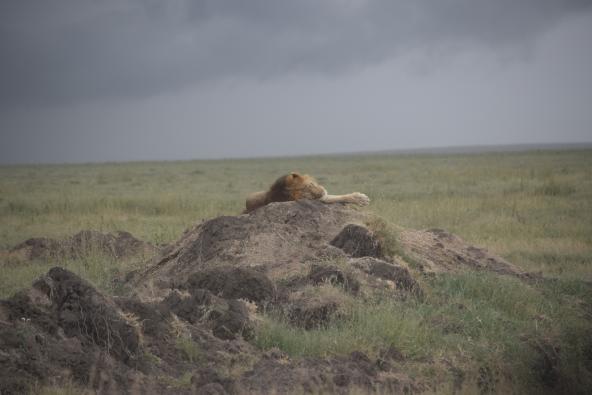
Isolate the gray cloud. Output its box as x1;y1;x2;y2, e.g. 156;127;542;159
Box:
1;0;590;107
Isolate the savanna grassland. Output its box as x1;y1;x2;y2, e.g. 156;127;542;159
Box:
1;148;592;393
2;148;591;285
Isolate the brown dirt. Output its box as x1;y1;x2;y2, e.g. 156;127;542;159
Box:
128;200;365;299
8;230;158;262
163;288;254;341
0;268;144;394
182;266;276;304
0;266;258;394
398;228;536;279
330;224;383;258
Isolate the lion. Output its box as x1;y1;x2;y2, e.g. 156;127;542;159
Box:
244;172;370;213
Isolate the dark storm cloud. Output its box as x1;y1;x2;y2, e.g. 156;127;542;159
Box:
1;0;590;106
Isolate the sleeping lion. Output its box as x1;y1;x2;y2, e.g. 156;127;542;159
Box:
244;172;370;213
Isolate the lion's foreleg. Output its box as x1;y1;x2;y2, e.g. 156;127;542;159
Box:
320;192;370;206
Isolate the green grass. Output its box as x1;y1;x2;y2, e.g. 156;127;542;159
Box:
255;271;592;393
255;290;434;359
0;252;145;298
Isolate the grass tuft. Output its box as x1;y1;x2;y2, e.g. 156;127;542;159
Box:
175;336;204;364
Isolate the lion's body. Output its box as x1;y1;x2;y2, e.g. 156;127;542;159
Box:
244;172;369;213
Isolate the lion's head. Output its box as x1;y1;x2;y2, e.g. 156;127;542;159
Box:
285;172;327;200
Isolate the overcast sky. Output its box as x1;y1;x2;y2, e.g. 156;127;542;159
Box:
1;0;591;164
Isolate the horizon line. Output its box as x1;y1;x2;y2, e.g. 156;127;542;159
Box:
2;141;592;167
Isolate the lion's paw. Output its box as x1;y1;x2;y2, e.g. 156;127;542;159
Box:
351;192;370;206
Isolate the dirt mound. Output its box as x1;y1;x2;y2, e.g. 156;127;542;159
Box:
131;201;526;300
0;267;257;394
7;237;61;261
1;266;420;394
127;200;533;332
0;267;143;394
398;228;533;279
2;200;542;394
129;200;365;299
9;230;158;262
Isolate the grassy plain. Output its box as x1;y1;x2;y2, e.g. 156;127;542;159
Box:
1;148;591;393
2;148;591;279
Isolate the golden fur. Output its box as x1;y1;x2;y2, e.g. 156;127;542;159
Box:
244;172;370;213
